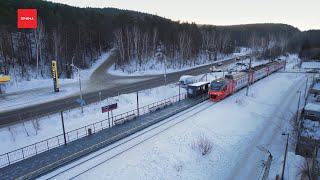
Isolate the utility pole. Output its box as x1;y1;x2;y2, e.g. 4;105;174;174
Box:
60;111;67;145
164;56;167;86
281;133;289;180
178;84;181;101
246;57;252;96
296;91;301;123
136;91;139;116
71;64;83;113
304;79;308;99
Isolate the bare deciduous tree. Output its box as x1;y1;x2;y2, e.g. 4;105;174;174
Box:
34;18;44;77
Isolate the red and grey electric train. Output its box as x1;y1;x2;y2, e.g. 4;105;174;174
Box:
209;60;285;102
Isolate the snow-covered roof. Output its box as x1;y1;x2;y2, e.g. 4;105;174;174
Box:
302;62;320;69
312;83;320;91
179;75;194;81
305;103;320;112
189;81;210;87
301;119;320;140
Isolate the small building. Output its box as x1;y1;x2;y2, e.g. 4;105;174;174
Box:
310;83;320;96
303;103;320;121
187;81;210;98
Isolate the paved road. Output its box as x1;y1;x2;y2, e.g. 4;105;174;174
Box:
0;52;240;126
226;76;306;180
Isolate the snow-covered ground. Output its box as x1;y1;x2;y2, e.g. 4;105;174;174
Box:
108;53;242;76
43;73;308;180
1;53;312;179
0;54;303;155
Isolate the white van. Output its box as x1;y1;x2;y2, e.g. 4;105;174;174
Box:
179;75;195;88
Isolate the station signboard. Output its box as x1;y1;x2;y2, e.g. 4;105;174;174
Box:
102;103;118;113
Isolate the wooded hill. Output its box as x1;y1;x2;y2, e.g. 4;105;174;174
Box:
0;0;315;80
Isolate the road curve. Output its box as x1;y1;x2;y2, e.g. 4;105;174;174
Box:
0;52;241;127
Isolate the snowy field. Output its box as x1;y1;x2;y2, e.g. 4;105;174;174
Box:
43;73;308;180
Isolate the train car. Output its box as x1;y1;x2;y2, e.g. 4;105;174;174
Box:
209;60;285;102
209;72;249;101
251;64;268;83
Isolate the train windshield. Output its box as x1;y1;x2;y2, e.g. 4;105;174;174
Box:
210;80;227;91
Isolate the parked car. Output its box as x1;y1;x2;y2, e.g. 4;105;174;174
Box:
217;62;223;66
236;62;247;66
210;66;222;72
179;75;195;88
307;69;319;73
235;57;240;61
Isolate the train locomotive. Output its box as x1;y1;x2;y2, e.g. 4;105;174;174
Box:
209;60;285;102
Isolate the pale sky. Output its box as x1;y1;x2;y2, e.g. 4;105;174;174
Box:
48;0;320;31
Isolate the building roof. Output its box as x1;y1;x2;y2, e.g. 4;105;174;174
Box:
189;81;210;87
305;103;320;112
312;83;320;91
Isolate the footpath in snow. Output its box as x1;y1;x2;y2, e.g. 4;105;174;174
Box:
64;73;307;180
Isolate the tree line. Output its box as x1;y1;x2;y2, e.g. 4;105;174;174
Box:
0;0;313;80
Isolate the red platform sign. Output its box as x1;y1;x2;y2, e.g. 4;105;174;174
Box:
17;9;37;29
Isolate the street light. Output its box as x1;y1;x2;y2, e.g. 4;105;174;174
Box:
71;54;76;79
71;63;83;113
257;146;273;179
281;133;289;180
246;56;252;96
157;51;167;86
296;91;302;123
206;50;214;70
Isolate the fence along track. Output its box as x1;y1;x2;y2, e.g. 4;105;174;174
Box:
44;100;213;180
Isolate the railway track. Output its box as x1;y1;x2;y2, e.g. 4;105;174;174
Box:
40;100;215;180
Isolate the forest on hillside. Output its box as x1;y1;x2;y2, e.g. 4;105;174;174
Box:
0;0;317;80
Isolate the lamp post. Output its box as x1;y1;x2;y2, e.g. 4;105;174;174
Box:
281;133;289;180
206;50;214;70
71;54;76;79
165;56;167;86
246;57;252;96
296;91;302;123
71;63;83;113
257;146;273;179
158;51;167;86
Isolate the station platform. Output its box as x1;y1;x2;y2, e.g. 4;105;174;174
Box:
0;95;208;180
